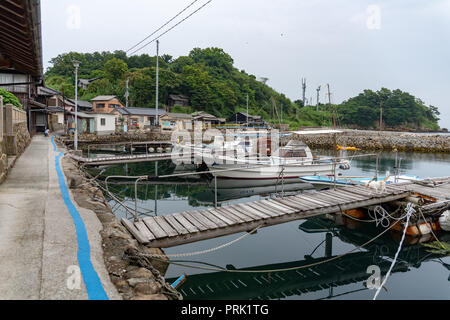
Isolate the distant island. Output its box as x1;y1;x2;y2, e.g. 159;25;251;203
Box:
44;47;442;131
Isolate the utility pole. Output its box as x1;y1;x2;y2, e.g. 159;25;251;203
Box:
328;83;338;187
280;103;283;123
73;60;80;151
62;86;66;134
155;40;159;127
125;78;129;108
316;86;321;111
327;84;335;129
301;78;307;106
379;102;383;131
246;93;249;128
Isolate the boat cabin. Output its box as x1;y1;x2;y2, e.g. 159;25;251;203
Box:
275;141;313;160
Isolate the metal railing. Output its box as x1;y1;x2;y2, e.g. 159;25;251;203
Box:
101;152;379;218
86;141;172;158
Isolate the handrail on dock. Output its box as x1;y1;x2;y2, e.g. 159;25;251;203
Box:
101;153;379;210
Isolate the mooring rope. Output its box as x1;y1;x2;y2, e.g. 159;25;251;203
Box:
418;208;446;250
126;219;403;274
372;202;415;300
368;204;414;228
140;225;263;258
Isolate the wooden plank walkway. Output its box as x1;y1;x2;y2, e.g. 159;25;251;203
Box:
403;177;450;201
121;182;426;248
68;152;175;166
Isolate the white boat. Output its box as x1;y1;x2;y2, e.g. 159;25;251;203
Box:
299;174;424;190
206;140;350;186
192;181;314;204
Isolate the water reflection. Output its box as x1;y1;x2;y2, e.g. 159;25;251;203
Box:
166;218;450;300
89;150;450;299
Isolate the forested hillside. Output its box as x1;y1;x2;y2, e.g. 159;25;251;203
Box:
44;47;440;131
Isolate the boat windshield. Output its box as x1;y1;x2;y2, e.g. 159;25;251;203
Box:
279;148;308;158
275;140;312;159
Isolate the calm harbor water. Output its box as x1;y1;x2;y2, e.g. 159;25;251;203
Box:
94;150;450;300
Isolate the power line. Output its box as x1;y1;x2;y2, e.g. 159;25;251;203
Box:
128;0;213;56
126;0;201;54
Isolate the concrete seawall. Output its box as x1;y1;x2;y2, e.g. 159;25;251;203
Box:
285;130;450;153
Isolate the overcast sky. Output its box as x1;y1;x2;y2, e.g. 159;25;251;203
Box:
41;0;450;127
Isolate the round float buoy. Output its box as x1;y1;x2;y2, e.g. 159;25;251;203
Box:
439;210;450;231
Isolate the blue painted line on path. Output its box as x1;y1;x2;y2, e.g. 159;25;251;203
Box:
51;137;108;300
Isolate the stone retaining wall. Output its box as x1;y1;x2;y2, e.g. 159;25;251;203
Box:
0;121;30;185
284;130;450;153
63;131;173;146
0;140;7;184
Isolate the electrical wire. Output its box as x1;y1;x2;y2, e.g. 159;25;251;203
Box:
128;0;213;56
126;0;201;54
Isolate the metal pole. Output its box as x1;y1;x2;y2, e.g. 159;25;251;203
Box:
125;78;129;108
316;86;321;112
154;185;158;216
379;102;383;131
74;63;79;151
214;175;218;208
325;232;333;297
155;40;159;128
333;160;337;191
134;178;141;222
375;154;379;181
246;94;249;128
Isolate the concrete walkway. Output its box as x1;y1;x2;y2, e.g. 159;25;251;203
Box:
0;135;120;300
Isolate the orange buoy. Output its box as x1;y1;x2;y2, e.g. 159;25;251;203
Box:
343;209;367;219
392;220;441;237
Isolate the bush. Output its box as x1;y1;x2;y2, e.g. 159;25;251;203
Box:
0;88;22;109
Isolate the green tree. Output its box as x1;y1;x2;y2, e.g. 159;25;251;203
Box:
104;58;128;82
0;88;22;109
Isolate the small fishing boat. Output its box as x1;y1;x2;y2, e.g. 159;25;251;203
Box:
206;140;351;186
299;174;423;190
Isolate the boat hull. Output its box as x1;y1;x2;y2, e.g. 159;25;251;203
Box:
209;162;335;182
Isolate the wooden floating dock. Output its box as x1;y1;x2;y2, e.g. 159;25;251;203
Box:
63;140;172;146
69;152;175;166
120;180;450;248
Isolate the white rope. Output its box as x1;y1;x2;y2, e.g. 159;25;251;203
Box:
368;206;391;228
143;225;263;258
368;204;414;228
373;202;415;300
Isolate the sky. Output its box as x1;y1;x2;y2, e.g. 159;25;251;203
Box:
41;0;450;128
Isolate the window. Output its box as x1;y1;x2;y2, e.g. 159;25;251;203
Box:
96;103;105;109
280;149;307;158
101;118;106;126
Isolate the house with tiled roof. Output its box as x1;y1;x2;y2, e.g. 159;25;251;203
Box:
91;95;124;113
110;107;166;130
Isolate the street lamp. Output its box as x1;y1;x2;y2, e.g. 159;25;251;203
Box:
73;60;80;151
